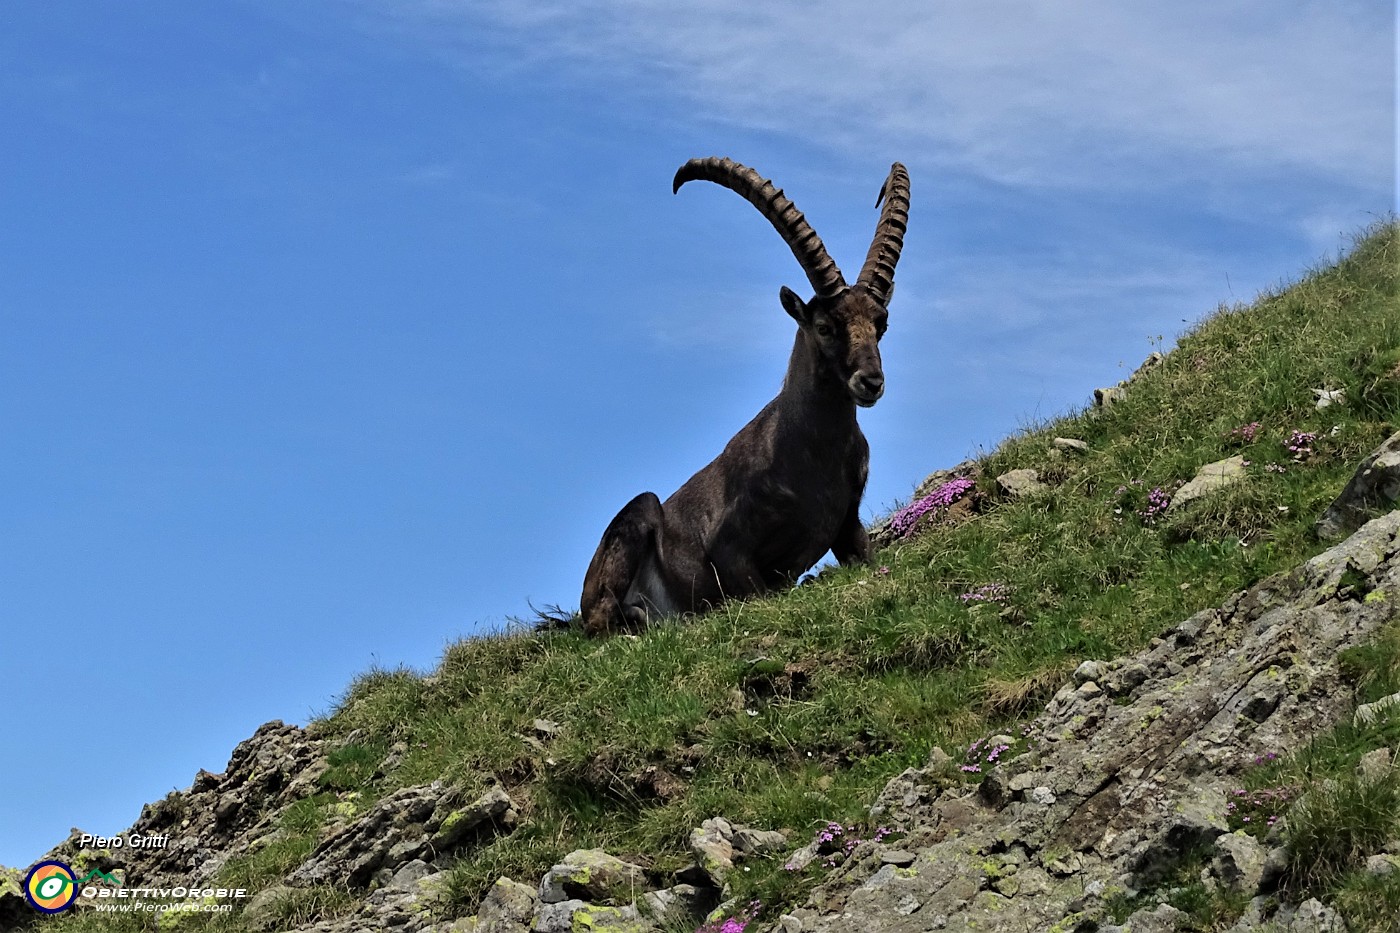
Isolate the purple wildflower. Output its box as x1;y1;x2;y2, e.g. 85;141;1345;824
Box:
1285;430;1317;458
1226;422;1262;445
889;477;976;538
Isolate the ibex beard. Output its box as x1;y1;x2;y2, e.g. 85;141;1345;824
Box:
581;157;910;635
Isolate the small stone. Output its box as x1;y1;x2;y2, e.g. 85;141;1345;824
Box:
1212;832;1266;893
1054;437;1089;453
1073;660;1105;684
1285;897;1346;931
243;885;294;931
1076;681;1102;698
997;468;1048;498
1169;456;1248;511
477;877;537;929
1095;386;1127;407
686;819;736;886
538;849;647;905
880;850;917;867
388;859;431;890
1119;903;1188;933
731;826;786;855
531;899;590;933
1365;854;1397;876
1031;786;1056;806
1313;387;1346;410
1107;663;1151;697
1355;693;1400;727
532;718;562;736
642;884;709;924
1357;747;1393;783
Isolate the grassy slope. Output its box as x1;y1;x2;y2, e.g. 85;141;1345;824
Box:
52;221;1400;931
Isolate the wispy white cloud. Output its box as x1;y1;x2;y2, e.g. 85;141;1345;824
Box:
357;0;1394;196
397;161;457;185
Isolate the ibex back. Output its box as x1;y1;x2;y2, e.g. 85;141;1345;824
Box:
580;157;910;634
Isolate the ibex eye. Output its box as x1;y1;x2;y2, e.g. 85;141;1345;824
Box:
816;324;833;337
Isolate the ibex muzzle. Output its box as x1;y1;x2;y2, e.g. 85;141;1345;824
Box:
580;157;910;634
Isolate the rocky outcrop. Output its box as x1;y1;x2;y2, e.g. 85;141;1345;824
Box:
768;509;1400;932
291;781;515;889
1316;430;1400;539
33;721;328;893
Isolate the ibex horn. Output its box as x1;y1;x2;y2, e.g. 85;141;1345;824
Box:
673;157;847;299
855;162;909;306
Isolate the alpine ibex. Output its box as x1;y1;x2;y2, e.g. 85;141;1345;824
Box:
580;157;910;634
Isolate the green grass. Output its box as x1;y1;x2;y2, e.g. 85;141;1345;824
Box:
43;221;1400;931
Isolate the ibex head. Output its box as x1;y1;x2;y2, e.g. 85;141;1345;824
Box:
674;158;910;407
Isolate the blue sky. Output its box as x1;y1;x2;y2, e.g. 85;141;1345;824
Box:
1;1;1393;868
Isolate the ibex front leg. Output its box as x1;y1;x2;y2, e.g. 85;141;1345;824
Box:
580;492;677;634
831;499;872;566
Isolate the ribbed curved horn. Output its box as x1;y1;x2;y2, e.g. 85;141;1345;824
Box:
855;162;910;306
673;157;847;299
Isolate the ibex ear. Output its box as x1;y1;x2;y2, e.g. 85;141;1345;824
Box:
779;286;811;325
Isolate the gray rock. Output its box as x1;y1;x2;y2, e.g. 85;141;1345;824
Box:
1073;660;1106;684
687;818;736;886
732;826;787;855
1118;903;1188;933
996;468;1048;498
1280;897;1346;931
243;884;295;931
1212;832;1267;893
531;899;589;933
1364;853;1397;876
431;786;515;850
1131;352;1165;380
1054;437;1089;453
911;461;978;501
1169;455;1248;510
1316;429;1400;539
476;876;537;932
293;783;514;889
1260;845;1290;890
1095;385;1128;407
538;849;648;905
1134;785;1229;885
1313;387;1347;410
1354;691;1400;728
1356;746;1393;783
388;859;432;890
641;883;710;925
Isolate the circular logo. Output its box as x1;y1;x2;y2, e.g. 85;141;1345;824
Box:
24;860;79;914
